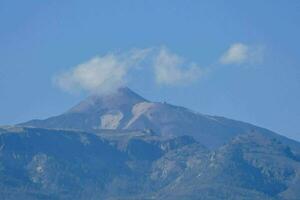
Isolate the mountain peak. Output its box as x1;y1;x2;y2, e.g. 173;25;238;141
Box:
67;87;147;114
20;87;293;150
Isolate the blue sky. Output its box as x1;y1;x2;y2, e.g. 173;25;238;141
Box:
0;0;300;141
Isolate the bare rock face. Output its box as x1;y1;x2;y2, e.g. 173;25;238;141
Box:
20;87;295;149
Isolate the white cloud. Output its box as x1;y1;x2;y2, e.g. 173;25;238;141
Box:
54;48;150;94
54;47;204;93
220;43;264;65
153;48;203;86
54;44;265;94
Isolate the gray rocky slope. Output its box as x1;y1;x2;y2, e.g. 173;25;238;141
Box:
20;87;299;150
0;87;297;199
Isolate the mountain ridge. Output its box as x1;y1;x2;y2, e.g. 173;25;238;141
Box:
20;87;298;150
0;126;299;200
2;87;300;199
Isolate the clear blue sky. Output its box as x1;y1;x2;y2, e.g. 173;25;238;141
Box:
1;0;300;141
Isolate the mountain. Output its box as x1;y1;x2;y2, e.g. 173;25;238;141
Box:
155;133;300;200
0;127;299;200
21;87;146;131
20;87;298;149
6;87;300;199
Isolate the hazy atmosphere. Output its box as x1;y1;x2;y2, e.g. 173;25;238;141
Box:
1;0;300;141
1;1;300;141
1;1;300;199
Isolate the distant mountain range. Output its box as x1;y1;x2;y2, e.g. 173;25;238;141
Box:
0;87;299;199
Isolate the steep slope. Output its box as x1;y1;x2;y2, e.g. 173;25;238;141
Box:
0;126;208;200
0;127;300;200
20;88;298;149
22;87;146;131
0;127;130;200
151;133;300;200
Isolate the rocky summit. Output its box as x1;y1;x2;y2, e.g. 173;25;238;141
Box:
0;88;299;200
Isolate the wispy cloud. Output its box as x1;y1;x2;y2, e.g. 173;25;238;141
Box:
220;43;264;65
54;44;264;94
54;47;204;93
53;48;150;94
154;47;203;86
